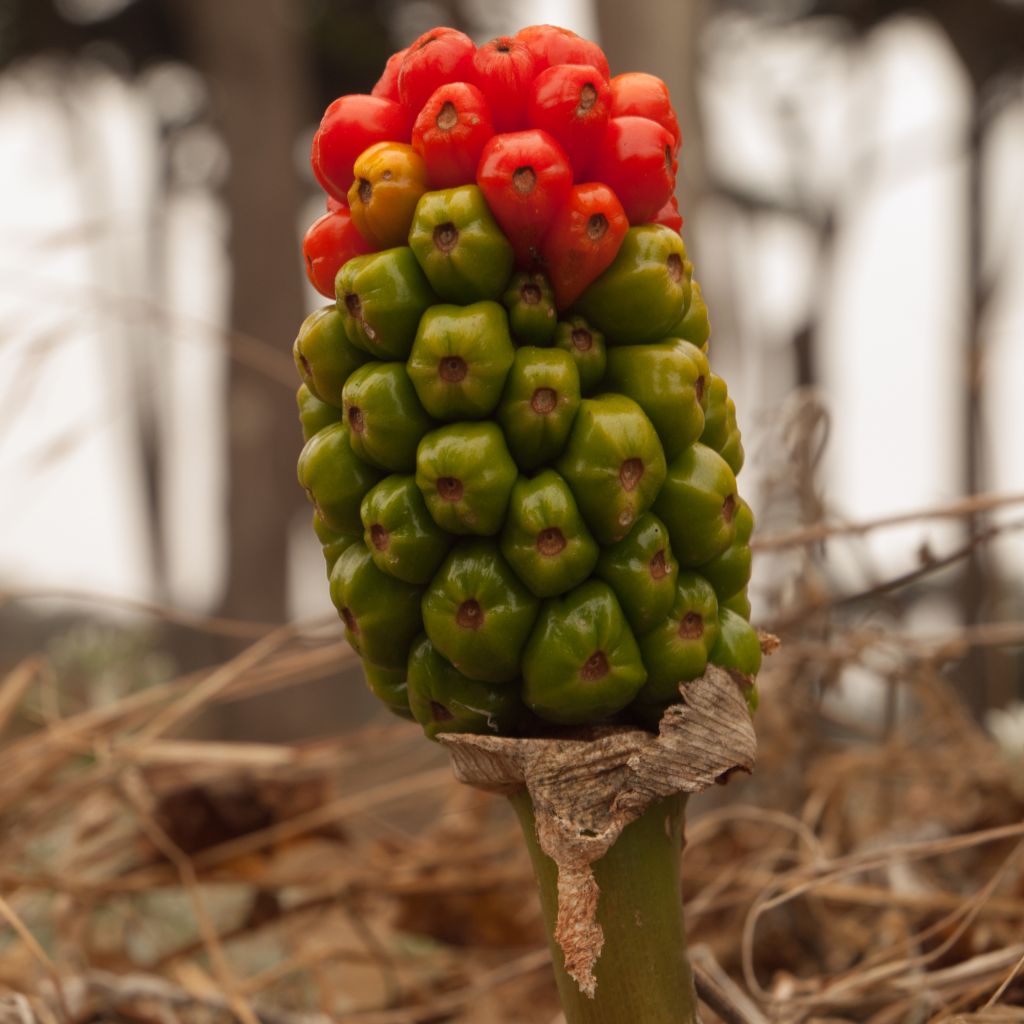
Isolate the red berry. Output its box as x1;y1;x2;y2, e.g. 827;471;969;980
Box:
588;116;677;225
477;129;573;268
312;94;410;201
398;27;476;116
472;36;539;133
371;48;408;102
609;72;681;154
527;63;611;179
412;82;494;189
326;194;345;212
651;195;683;233
302;208;373;299
515;24;610;80
541;182;628;308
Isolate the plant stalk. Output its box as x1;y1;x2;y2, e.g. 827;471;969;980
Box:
509;790;697;1024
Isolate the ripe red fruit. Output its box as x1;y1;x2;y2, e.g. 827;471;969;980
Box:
588;116;677;225
398;27;476;116
302;208;373;299
477;129;573;268
527;63;611;179
651;195;683;233
609;72;681;154
371;48;407;102
326;195;345;212
412;82;495;189
312;95;410;201
540;182;628;308
515;24;610;80
472;36;539;133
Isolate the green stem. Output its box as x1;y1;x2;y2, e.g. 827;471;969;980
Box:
509;790;697;1024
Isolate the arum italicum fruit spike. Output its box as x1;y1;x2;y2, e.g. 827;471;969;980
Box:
295;25;762;1022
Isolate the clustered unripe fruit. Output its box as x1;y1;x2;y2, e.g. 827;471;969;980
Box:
295;24;760;739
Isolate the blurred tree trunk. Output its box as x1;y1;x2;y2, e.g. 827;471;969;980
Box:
178;0;309;627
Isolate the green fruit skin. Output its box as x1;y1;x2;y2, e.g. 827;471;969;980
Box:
297;384;342;443
342;362;434;472
710;607;762;677
335;247;437;359
421;540;539;684
408;185;515;303
574;226;692;345
360;475;453;585
722;588;752;620
502;271;558;346
594;513;680;635
294;306;370;406
407;301;515;420
652;442;738;567
696;498;754;600
700;373;745;475
362;660;414;720
556;394;667;545
415;422;518;536
313;511;359;575
522;580;647;725
500;470;599;599
668;278;710;351
634;571;720;706
297;422;383;536
604;340;709;460
406;635;525;740
496;346;581;472
329;543;423;668
552;316;607;395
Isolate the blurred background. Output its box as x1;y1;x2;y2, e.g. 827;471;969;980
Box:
1;0;1023;1020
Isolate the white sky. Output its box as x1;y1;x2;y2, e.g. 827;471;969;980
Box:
0;10;1022;620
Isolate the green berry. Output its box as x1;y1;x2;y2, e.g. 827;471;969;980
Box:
421;540;539;684
522;580;646;725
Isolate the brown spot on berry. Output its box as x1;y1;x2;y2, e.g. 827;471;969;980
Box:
495;38;512;53
695;375;705;403
298;351;313;379
431;701;454;722
521;282;542;305
370;524;389;551
381;169;393;181
587;214;608;240
723;494;736;523
456;599;484;630
357;178;372;205
347;406;365;434
341;607;359;634
650;549;668;579
577;83;598;115
434;223;459;253
439;356;468;383
345;293;362;318
536;527;566;556
619;457;644;492
678;612;703;640
531;387;557;414
437;101;458;131
664;144;672;173
513;166;537;195
580;651;609;681
571;328;592;351
437;477;463;502
667;253;683;283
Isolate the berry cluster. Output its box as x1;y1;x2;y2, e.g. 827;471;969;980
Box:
295;24;760;739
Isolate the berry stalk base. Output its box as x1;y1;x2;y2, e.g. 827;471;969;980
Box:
510;789;697;1024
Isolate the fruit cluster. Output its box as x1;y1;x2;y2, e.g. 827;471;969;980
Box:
294;24;760;739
